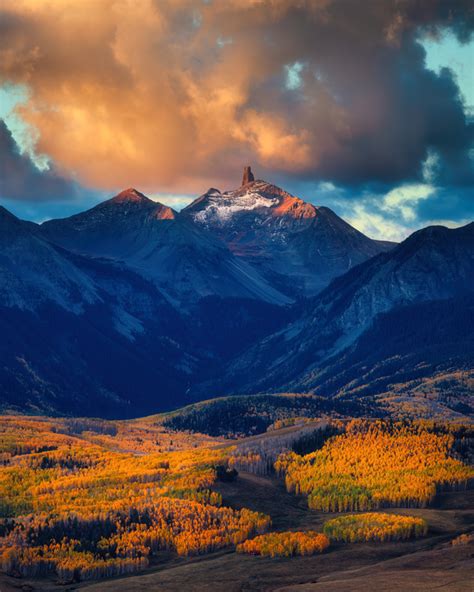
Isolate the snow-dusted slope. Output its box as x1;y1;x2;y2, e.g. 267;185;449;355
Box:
192;186;282;224
183;180;318;228
183;177;392;297
42;188;290;307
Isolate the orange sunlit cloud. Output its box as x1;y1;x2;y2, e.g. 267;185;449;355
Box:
0;0;472;195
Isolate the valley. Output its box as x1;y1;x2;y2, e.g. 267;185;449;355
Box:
74;481;472;592
0;174;472;591
0;412;472;591
2;2;473;590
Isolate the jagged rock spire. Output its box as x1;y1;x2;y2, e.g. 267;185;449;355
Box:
242;166;255;186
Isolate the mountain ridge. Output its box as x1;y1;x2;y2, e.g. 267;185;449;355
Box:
0;169;472;419
39;173;393;306
0;207;206;416
41;185;290;308
207;221;474;404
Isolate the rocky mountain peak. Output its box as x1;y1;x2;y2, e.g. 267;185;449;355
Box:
242;166;255;186
111;188;152;204
184;178;318;225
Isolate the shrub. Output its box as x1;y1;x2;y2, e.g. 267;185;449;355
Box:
451;533;473;546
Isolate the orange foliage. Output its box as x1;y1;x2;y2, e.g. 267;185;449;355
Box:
323;513;427;543
275;423;473;512
237;531;329;557
0;416;269;582
451;533;474;546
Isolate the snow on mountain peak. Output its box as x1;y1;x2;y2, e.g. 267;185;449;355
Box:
193;188;280;224
187;178;318;226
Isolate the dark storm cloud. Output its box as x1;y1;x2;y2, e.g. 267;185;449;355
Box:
0;119;81;201
238;1;474;186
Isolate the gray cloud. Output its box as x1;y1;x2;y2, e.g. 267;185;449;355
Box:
0;119;81;201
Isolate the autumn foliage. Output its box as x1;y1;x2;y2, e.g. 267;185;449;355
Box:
275;422;473;512
323;513;427;543
237;531;329;557
1;415;471;583
0;416;269;582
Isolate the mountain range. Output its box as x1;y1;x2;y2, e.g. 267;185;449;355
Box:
213;223;474;411
41;188;290;308
0;167;472;419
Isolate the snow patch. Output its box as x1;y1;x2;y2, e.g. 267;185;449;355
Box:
193;191;279;225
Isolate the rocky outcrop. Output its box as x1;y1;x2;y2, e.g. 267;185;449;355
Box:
242;166;255;185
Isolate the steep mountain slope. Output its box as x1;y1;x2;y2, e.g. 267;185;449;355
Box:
0;205;98;312
0;207;201;417
183;173;393;297
41;188;290;307
210;223;474;401
312;294;474;418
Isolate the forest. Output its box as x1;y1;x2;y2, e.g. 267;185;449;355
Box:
275;421;474;512
322;513;428;542
160;394;373;437
0;416;269;581
0;415;472;584
237;531;330;557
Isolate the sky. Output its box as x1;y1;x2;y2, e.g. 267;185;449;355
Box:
0;0;473;241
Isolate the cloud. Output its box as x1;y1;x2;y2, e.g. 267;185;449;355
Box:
346;183;436;241
383;184;435;221
148;193;194;211
0;119;85;201
344;202;408;242
0;0;472;198
326;181;473;242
